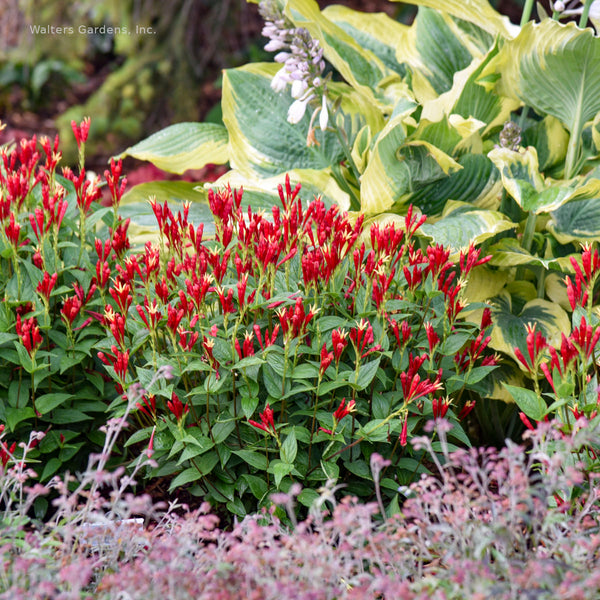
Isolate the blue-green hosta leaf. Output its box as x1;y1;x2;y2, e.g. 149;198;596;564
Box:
396;8;480;99
419;201;516;252
399;151;501;216
389;0;519;39
483;21;600;144
118;123;228;174
222;63;344;178
547;196;600;244
489;288;570;365
321;5;409;77
283;0;400;107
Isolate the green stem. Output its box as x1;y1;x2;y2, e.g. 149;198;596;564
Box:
579;0;594;28
516;211;537;280
565;122;583;180
520;0;535;26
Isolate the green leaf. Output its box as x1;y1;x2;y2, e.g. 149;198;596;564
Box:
402;152;501;216
40;458;62;482
35;393;73;415
354;357;381;390
420;201;516;252
4;406;35;431
168;466;204;491
484;20;600;159
503;383;545;422
233;449;268;471
268;460;294;488
548;197;600;244
118;122;229;174
490;286;570;364
241;474;268;500
391;0;518;39
280;427;298;464
487;238;561;269
322;5;408;76
398;8;478;96
241;396;259;421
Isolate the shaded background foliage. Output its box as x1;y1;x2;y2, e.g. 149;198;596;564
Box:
0;0;531;170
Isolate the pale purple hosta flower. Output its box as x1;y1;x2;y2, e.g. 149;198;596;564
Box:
259;0;329;131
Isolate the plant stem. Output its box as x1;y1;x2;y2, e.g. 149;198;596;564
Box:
579;0;594;28
520;0;535;26
516;211;537;280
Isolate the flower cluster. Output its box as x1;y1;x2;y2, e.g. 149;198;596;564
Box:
259;0;329;129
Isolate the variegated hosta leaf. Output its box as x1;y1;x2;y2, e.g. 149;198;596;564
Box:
395;8;482;99
521;116;569;173
321;5;409;77
389;0;519;39
222;63;344;178
421;40;520;134
358;111;410;214
118;123;229;174
545;272;571;312
547;197;600;244
419;200;516;252
207;168;351;212
490;147;600;215
398;153;501;215
283;0;400;107
462;264;508;303
486;238;564;269
487;146;544;210
482;21;600;143
475;361;526;402
489;287;570;367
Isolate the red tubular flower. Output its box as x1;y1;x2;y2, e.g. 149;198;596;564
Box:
136;394;157;419
515;323;547;372
110;218;131;257
350;319;376;359
248;403;277;436
36;271;57;303
432;397;450;419
136;298;162;331
253;324;280;350
0;440;16;468
570;315;600;360
167;392;189;422
425;323;440;354
519;412;536;431
109;280;132;314
178;327;199;352
458;400;476;420
404;205;427;239
333;398;355;422
277;297;316;341
331;328;348;365
399;413;409;447
319;343;334;376
104;158;127;208
104;305;127;347
98;345;129;380
71;117;90;148
16;314;43;356
459;243;492;276
61;296;82;326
